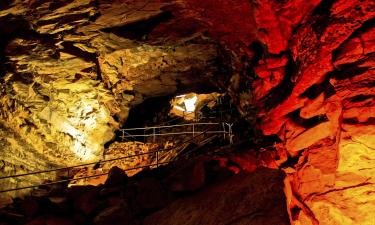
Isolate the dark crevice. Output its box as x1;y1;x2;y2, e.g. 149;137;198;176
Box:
248;41;267;65
59;41;97;63
112;95;176;143
332;18;375;61
5;31;58;57
279;150;304;168
209;46;233;90
122;90;136;96
291;207;301;220
310;0;335;38
47;0;75;11
251;134;281;149
3;30;59;83
89;0;102;22
179;84;220;96
94;57;103;81
347;94;374;103
5;72;35;85
343;117;375;125
101;11;174;41
314;180;372;197
36;11;92;27
0;15;31;79
331;60;371;80
122;95;174;129
259;52;296;111
288;110;328;129
28;0;74;10
301;77;336;100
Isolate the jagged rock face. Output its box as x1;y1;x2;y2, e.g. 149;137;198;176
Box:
195;0;373;224
0;124;56;200
250;2;374;225
2;35;115;164
99;42;219;121
0;0;222;183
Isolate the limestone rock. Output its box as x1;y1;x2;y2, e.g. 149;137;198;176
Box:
99;42;219;107
0;0;222;197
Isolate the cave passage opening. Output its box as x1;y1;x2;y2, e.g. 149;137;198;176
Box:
113;91;239;144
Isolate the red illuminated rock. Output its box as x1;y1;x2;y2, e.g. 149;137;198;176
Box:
239;0;375;224
253;0;322;54
252;55;288;100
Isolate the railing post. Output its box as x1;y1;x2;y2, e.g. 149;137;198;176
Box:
226;123;234;145
192;124;195;138
222;122;226;139
121;129;125;142
153;127;156;142
156;150;159;168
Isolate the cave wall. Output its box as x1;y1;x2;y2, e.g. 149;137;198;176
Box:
252;2;374;224
157;0;374;224
176;0;373;224
0;0;222;188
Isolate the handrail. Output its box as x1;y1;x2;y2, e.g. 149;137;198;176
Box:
0;123;233;193
122;131;228;137
0;149;162;180
0;161;171;193
120;122;228;142
1;127;219;180
121;122;221;131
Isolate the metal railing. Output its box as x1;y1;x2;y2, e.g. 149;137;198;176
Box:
120;122;233;144
0;149;170;193
0;124;233;194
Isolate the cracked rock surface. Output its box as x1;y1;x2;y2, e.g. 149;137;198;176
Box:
0;0;222;194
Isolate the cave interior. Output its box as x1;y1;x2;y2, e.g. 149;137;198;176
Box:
0;0;374;225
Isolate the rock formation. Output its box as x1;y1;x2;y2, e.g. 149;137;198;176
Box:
0;0;222;182
0;0;374;224
172;1;374;224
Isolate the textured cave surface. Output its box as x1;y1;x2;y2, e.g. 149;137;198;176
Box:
0;0;374;224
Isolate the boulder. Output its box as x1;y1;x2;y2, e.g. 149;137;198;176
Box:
105;166;128;187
